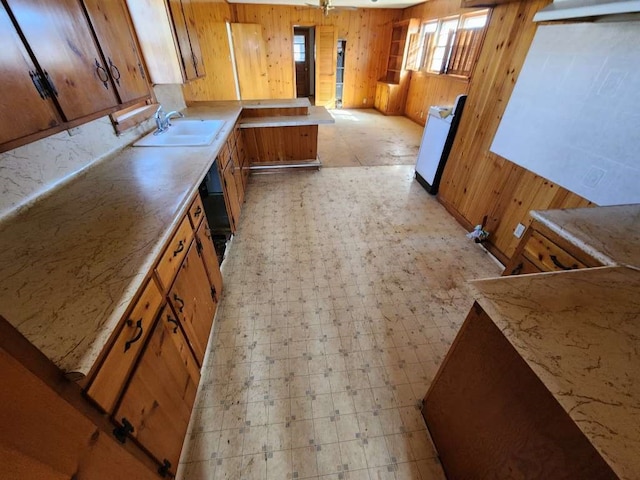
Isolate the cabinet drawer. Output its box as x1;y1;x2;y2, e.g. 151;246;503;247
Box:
87;279;163;413
155;216;194;291
523;231;587;272
188;194;205;229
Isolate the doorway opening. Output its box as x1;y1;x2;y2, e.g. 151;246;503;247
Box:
293;26;315;103
335;39;346;109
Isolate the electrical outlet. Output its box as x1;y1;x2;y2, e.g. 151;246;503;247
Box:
362;98;367;104
583;167;606;188
513;223;526;238
67;127;81;136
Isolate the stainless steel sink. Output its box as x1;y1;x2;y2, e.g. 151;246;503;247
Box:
133;119;225;147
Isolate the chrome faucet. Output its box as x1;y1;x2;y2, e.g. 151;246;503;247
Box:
154;105;184;134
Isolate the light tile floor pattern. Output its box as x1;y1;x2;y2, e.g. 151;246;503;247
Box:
318;110;423;168
177;166;502;480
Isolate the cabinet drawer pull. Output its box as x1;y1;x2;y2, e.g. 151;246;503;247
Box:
95;59;109;89
194;205;202;218
166;314;179;334
173;294;185;313
124;319;143;352
108;57;121;85
43;70;58;97
173;240;185;257
550;255;573;271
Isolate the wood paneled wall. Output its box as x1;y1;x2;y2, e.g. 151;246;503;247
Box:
184;3;401;107
401;0;478;125
437;0;592;264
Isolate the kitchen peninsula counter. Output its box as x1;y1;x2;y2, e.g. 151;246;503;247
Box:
0;98;324;377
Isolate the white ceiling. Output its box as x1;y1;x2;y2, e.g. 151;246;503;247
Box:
225;0;424;9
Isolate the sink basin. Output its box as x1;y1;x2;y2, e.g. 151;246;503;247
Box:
133;119;225;147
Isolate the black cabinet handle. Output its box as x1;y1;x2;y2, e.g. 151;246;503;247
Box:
194;205;202;218
166;314;179;334
550;255;574;271
173;293;185;313
510;263;523;276
138;61;146;80
192;52;198;68
124;319;143;352
43;70;58;97
29;71;48;99
113;417;134;443
95;59;109;89
108;57;121;85
173;240;185;257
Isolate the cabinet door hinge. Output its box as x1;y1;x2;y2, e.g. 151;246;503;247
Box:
210;286;217;301
113;417;134;443
158;459;172;478
196;237;203;256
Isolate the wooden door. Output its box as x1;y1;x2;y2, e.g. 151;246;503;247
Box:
0;6;61;147
6;0;119;121
231;23;270;100
82;0;150;104
169;242;217;364
115;306;200;473
0;347;157;480
168;0;200;81
315;25;337;108
294;28;310;98
196;218;223;301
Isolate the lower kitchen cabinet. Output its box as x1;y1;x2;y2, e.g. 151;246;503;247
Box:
220;159;242;233
169;239;217;366
196;218;223;299
0;324;158;480
114;305;200;474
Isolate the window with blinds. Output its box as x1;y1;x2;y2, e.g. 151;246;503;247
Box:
415;10;489;78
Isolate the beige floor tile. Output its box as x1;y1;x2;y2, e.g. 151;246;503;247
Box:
177;145;503;478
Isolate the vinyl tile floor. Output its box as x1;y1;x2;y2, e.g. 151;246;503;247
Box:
318;110;423;168
177;166;502;480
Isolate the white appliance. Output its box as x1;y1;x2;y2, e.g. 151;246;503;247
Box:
415;94;467;194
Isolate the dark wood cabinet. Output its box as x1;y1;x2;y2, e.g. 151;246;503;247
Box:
195;219;223;301
0;6;61;146
169;241;217;365
168;0;205;81
5;0;120;122
114;305;200;474
81;0;150;104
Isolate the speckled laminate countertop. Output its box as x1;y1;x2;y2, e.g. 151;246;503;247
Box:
531;204;640;269
471;266;640;479
0;103;242;376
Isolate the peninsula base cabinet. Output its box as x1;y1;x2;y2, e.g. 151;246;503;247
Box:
422;303;616;479
85;192;223;477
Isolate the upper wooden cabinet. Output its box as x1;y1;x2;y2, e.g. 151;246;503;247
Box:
81;0;150;104
1;0;151;153
5;0;119;122
0;6;61;146
126;0;205;84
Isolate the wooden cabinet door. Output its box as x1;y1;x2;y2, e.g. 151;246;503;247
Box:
315;25;338;108
82;0;150;104
219;160;241;233
0;6;61;147
195;218;223;301
6;0;119;122
231;143;245;205
168;0;204;81
169;241;216;365
114;306;200;473
1;347;157;480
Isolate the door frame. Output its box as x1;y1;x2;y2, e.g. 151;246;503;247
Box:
292;24;315;100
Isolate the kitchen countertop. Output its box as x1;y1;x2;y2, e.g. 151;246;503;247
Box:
471;266;640;480
531;204;640;269
239;106;335;128
0;103;246;376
